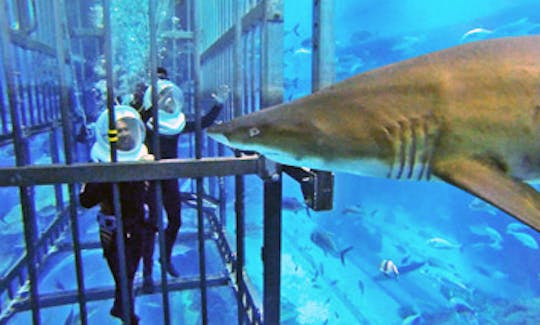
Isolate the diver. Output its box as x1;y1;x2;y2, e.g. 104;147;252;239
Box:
133;67;230;293
79;105;152;324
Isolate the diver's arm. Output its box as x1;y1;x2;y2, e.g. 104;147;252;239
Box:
181;103;223;134
79;182;103;208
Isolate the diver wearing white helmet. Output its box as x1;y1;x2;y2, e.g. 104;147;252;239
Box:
132;67;230;293
81;105;150;324
90;105;149;162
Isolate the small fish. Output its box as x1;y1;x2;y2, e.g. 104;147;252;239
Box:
468;197;498;215
282;196;306;214
300;37;311;48
64;308;74;325
310;229;353;265
450;297;475;314
426;237;462;250
379;259;399;278
294;47;311;55
506;222;530;233
341;204;363;215
55;279;66;291
507;231;539;249
292;23;300;37
358;280;364;295
400;255;410;265
460;28;493;43
401;313;422;325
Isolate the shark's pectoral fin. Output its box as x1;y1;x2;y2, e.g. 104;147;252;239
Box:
432;157;540;231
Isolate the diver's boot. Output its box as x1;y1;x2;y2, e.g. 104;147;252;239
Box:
142;229;155;293
165;260;180;278
163;231;180;277
142;274;154;294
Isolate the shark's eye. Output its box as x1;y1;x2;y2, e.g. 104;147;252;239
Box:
248;127;260;137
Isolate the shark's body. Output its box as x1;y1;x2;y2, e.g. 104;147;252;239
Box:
208;36;540;231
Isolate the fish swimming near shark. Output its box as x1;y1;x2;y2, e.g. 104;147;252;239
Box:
282;196;312;218
208;36;540;231
309;229;353;265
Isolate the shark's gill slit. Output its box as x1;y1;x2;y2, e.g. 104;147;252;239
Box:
384;125;399;178
396;121;406;179
416;118;429;180
422;116;439;180
407;118;417;179
399;119;412;179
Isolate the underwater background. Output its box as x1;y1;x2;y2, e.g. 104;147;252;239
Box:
2;0;540;324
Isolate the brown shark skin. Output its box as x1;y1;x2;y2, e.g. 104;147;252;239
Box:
208;36;540;230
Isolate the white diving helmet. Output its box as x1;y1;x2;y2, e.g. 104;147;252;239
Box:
91;105;148;162
143;79;186;135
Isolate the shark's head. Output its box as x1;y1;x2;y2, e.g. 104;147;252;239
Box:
207;93;397;176
207;106;320;165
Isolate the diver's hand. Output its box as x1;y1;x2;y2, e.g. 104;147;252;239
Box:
211;85;230;104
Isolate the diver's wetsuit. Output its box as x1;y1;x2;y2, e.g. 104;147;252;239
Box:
134;88;223;279
79;181;146;323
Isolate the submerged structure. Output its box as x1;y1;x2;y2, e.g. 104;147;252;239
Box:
0;0;539;324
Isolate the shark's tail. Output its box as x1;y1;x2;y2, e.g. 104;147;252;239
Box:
340;246;354;265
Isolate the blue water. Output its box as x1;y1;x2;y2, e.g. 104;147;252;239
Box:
3;0;540;324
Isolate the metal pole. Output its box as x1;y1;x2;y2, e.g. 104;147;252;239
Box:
103;1;131;323
0;3;40;324
260;0;283;109
262;172;282;325
312;0;335;91
52;0;88;323
149;1;172;323
192;1;209;324
232;2;245;323
234;152;246;325
260;1;284;323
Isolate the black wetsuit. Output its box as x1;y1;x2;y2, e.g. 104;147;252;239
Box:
133;83;223;277
79;181;146;322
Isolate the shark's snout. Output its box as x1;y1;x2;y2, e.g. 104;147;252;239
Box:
207;122;232;146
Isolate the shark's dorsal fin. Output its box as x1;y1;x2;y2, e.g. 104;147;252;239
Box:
433;157;540;231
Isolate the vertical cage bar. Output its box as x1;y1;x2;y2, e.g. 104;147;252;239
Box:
312;0;335;91
260;0;283;108
193;1;209;324
34;53;44;125
234;153;245;325
0;4;40;324
44;82;52;123
14;50;29;128
260;1;284;324
23;51;36;127
149;0;173;323
262;173;282;325
52;0;89;323
249;30;256;113
0;82;5;135
242;33;248;115
103;1;133;324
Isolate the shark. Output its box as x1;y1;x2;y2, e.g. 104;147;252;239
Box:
207;35;540;231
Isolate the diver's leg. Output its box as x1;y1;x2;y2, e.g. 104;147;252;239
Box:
163;178;181;277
